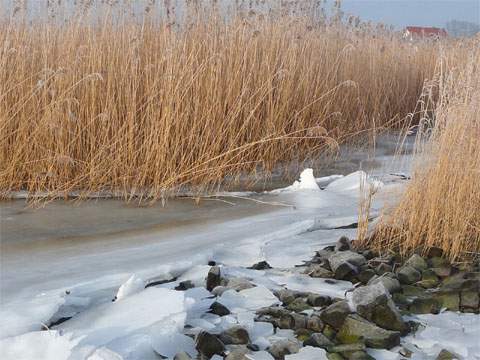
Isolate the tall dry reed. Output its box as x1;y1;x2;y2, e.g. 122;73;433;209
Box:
0;2;441;200
361;40;480;261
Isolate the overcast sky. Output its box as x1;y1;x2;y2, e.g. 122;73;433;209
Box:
338;0;480;28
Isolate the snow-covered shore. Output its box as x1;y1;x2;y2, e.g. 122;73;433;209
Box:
1;148;478;359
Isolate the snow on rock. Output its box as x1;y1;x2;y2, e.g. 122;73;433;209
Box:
326;170;383;193
150;319;197;358
0;330;82;360
284;346;328;359
58;287;185;347
402;312;480;359
218;286;280;312
271;169;320;193
267;273;352;299
115;275;145;301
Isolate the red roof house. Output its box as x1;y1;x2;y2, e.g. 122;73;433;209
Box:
404;26;448;40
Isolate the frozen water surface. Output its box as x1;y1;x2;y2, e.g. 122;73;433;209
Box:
3;135;463;359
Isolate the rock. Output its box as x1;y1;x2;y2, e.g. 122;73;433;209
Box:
175;280;195;291
337;314;400;349
274;289;297;305
429;256;449;268
368;275;401;294
220;326;250;345
397;265;421;284
375;263;392;275
328;252;366;280
287;298;311;313
431;266;452;278
433;291;460;311
427;247;444;258
328;343;366;353
460;290;480;311
322;324;337;340
401;285;427;297
225;347;250;360
326;353;344;360
419;269;440;288
436;349;460;360
441;273;480;292
209;301;231;316
196;331;225;358
267;339;301;359
357;269;376;284
335;236;352;251
405;254;428;271
348;283;407;333
320;300;352;330
207;266;222;292
250;261;272;270
303;332;334;349
362;250;377;260
306;314;324;332
212;286;228;296
173;351;192;360
307;294;332;307
307;265;335;279
226;277;256;291
290;313;308;330
295;328;312;342
409;297;441;314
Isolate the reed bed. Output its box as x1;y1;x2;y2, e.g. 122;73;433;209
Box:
361;41;480;261
0;2;441;200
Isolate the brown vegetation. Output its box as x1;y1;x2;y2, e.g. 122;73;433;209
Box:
0;2;441;200
361;41;480;261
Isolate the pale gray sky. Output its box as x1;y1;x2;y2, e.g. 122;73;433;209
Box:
339;0;480;28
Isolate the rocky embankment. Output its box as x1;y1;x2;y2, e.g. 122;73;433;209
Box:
170;236;479;360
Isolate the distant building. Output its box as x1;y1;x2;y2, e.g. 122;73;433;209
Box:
403;26;448;40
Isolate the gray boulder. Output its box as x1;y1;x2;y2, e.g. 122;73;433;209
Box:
306;265;334;279
220;326;250;345
267;339;301;359
303;332;334;349
328;251;366;280
368;274;401;294
337;314;401;349
195;331;225;358
206;266;222;291
405;254;428;271
397;265;421;284
320;300;352;329
335;236;352;251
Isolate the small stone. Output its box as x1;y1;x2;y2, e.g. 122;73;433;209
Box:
303;332;334;349
328;251;366;280
250;261;272;270
432;266;452;278
337;314;400;349
206;266;222;292
173;351;192;360
322;324;337;340
405;254;428;271
226;277;255;291
195;331;225;358
307;294;332;307
306;315;324;332
357;269;376;284
267;339;301;359
436;349;460;360
320;300;352;330
328;343;366;353
368;275;401;294
307;265;335;279
287;298;312;313
343;350;374;360
433;291;460;311
375;263;392;275
409;297;441;314
220;326;250;345
175;280;195;291
335;236;352;251
209;301;231;316
397;266;421;285
460;290;480;311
